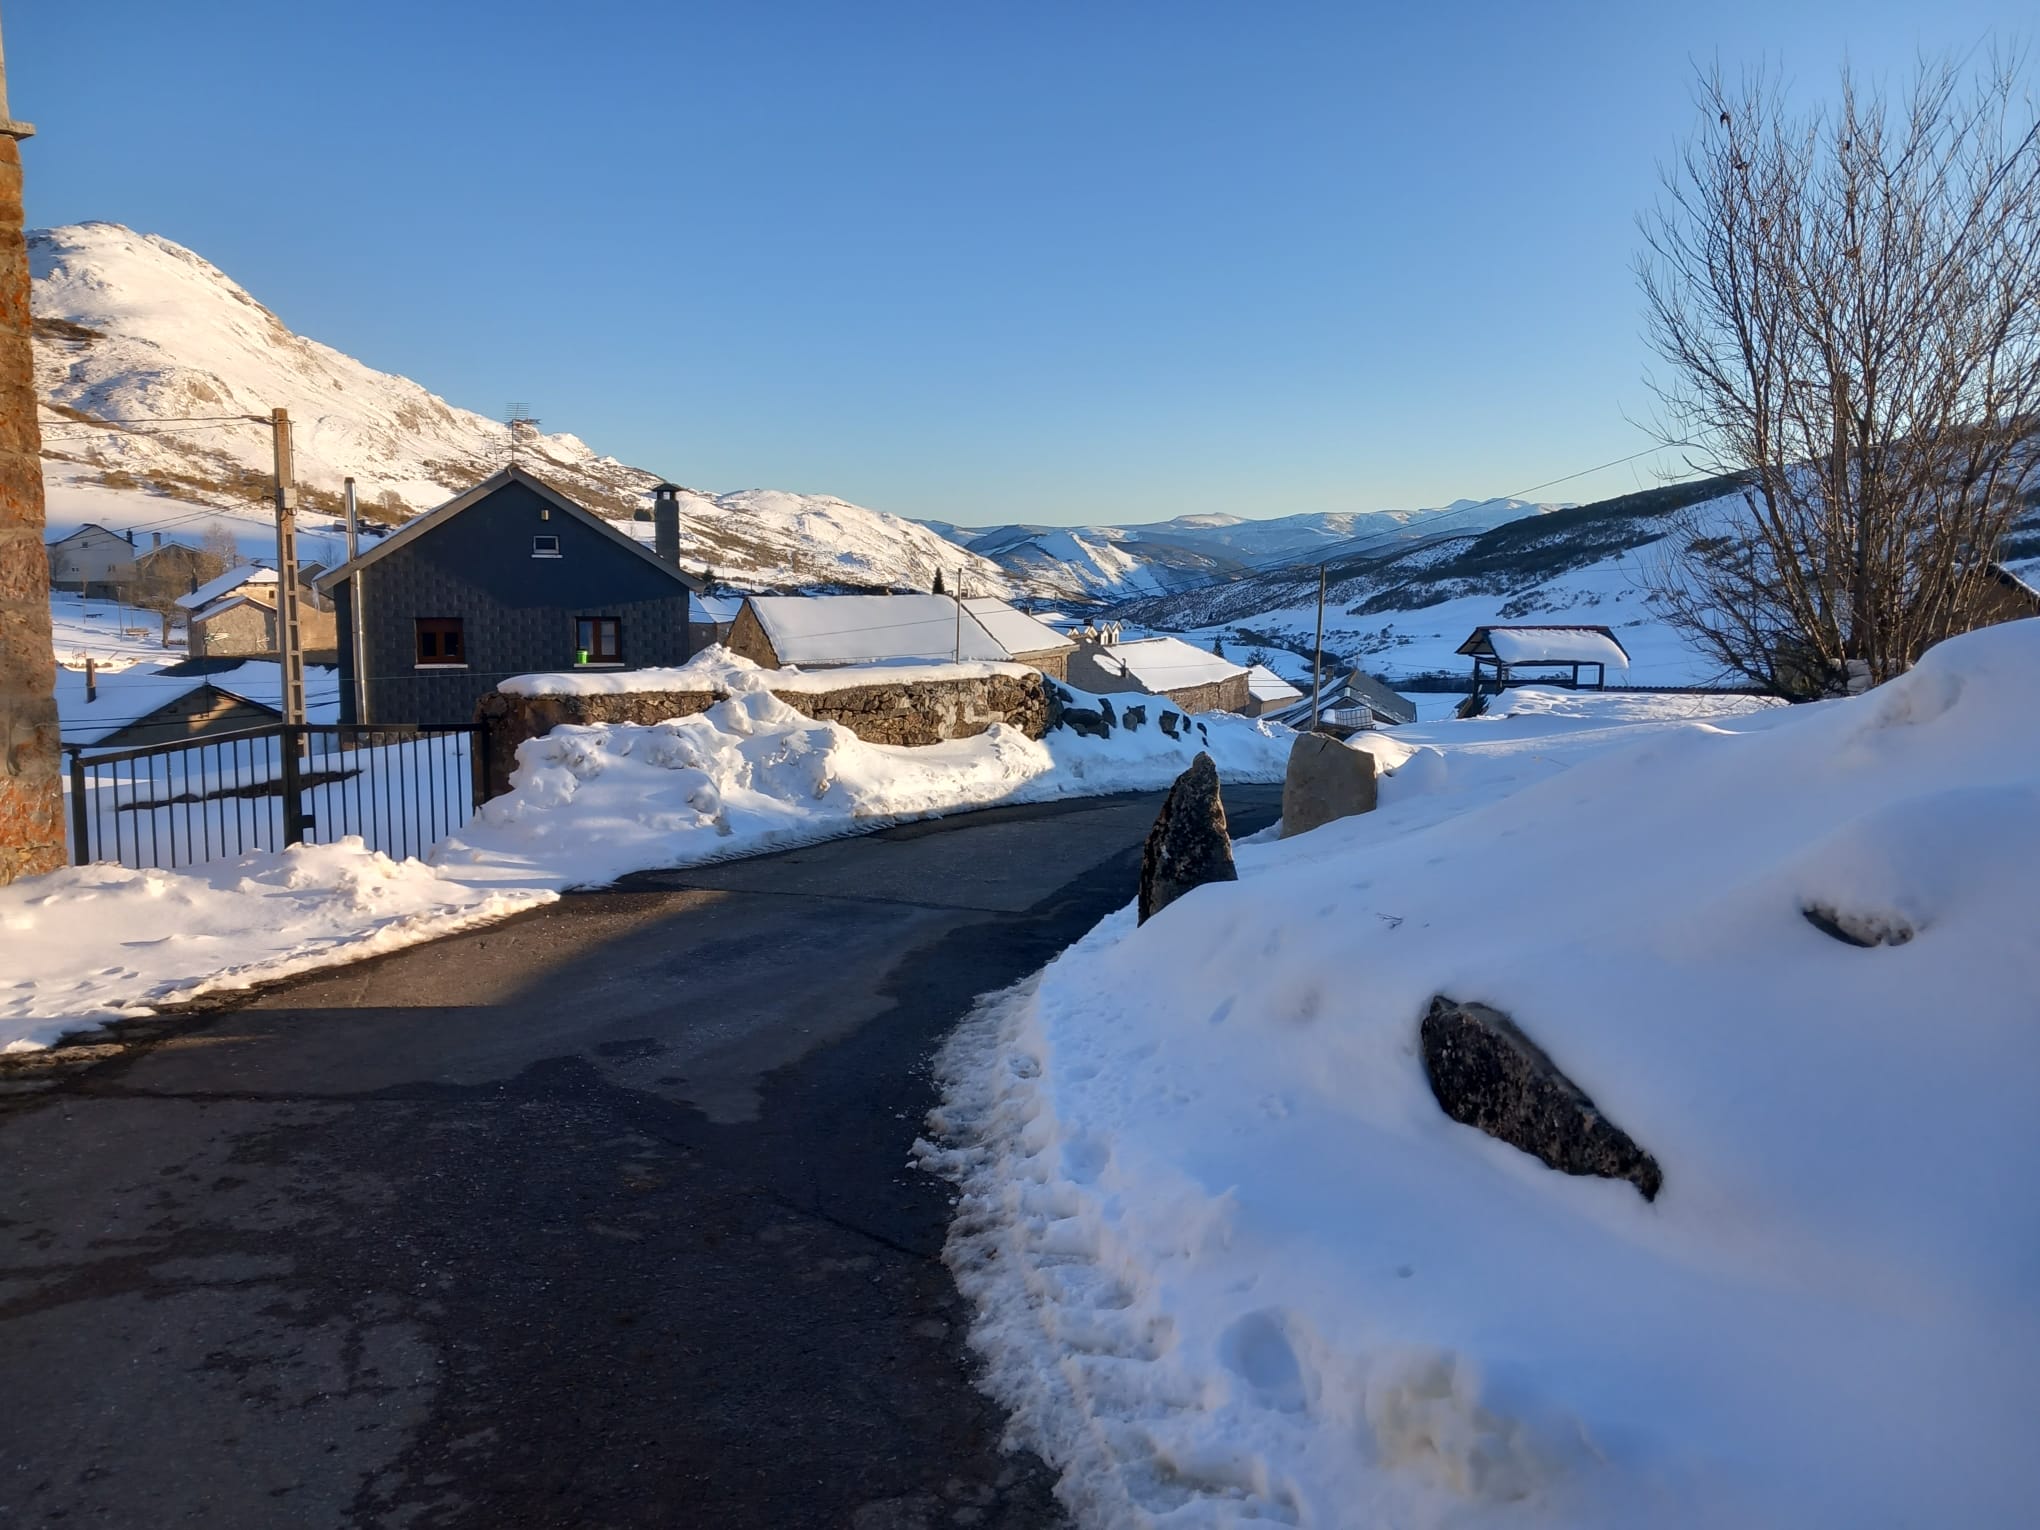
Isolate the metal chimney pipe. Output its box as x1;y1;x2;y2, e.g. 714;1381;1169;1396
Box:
652;481;681;565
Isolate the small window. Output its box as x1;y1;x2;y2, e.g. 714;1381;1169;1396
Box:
532;535;561;558
575;616;621;665
416;616;466;667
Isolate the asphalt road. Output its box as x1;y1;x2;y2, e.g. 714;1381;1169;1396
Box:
0;783;1282;1530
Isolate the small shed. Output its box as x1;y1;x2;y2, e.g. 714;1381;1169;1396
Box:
1242;665;1303;718
689;591;745;654
1063;635;1252;714
960;596;1076;679
56;659;341;750
727;594;1010;669
1456;625;1629;696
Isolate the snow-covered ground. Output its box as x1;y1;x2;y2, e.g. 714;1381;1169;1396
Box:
0;842;553;1053
924;621;2040;1529
48;587;185;670
441;662;1293;890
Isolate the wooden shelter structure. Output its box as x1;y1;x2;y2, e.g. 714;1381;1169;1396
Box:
1457;624;1629;699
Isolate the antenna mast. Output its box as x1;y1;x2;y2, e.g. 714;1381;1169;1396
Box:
504;401;538;468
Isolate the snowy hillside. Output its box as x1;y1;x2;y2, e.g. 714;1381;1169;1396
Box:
1108;477;1757;687
30;222;1013;593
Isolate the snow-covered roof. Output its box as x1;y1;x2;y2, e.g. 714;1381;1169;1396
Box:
746;594;1009;665
1089;637;1248;693
961;596;1075;656
46;522;130;548
56;660;340;747
1457;624;1631;668
690;592;745;625
177;563;276;611
1246;664;1303;704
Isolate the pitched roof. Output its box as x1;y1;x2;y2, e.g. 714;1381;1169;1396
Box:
1246;664;1303;704
1267;671;1418;729
1455;624;1631;667
177;562;276;611
313;466;704;594
745;594;1009;665
46;522;130;548
960;596;1075;656
1338;670;1419;725
1087;637;1248;693
55;660;341;746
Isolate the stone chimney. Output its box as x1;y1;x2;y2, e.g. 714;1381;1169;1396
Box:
652;482;681;565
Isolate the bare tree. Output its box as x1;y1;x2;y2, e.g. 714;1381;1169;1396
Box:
1638;57;2040;696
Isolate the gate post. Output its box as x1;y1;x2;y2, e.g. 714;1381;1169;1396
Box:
66;747;88;865
278;726;305;846
470;721;489;811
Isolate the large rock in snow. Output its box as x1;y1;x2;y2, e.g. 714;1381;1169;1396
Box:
1138;753;1237;925
1280;731;1377;838
1420;996;1663;1201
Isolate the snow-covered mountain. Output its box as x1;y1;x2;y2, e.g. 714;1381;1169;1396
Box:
30;222;1015;593
924;500;1567;598
28;220;1575;603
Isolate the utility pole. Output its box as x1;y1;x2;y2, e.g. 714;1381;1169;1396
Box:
0;8;63;881
270;408;306;728
952;570;963;662
343;477;369;726
1309;562;1326;731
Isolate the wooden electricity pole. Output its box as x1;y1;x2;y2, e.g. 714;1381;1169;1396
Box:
270;408;306;728
1309;562;1326;730
0;8;63;881
953;570;964;662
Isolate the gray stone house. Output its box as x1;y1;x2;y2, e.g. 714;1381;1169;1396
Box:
1063;635;1252;713
315;466;705;725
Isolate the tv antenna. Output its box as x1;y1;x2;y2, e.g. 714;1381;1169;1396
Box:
505;401;539;467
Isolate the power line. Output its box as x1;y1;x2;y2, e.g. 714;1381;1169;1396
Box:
37;408;270;426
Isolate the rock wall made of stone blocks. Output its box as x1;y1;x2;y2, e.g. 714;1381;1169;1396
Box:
473;670;1052;800
0;139;64;883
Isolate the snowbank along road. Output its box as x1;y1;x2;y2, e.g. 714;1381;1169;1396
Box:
0;784;1282;1530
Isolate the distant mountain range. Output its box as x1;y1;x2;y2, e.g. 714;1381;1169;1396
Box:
918;499;1567;598
30;221;1563;601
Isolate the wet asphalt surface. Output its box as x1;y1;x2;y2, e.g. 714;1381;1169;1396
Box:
0;785;1282;1529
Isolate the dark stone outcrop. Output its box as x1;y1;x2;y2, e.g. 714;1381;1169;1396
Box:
1420;996;1663;1202
1137;753;1238;925
1280;731;1377;838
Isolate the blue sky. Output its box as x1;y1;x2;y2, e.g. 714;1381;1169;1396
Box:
11;1;2030;525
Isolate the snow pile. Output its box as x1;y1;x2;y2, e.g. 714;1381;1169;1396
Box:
0;840;553;1053
441;673;1291;889
926;621;2040;1529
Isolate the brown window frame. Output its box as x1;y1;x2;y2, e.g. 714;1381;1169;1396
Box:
415;616;467;668
575;615;622;666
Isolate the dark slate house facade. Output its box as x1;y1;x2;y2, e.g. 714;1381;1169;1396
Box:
317;467;705;725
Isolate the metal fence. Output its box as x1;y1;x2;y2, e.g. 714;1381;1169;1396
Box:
64;723;488;871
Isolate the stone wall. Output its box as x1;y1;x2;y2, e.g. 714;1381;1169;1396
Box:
474;668;1054;799
0;137;64;883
